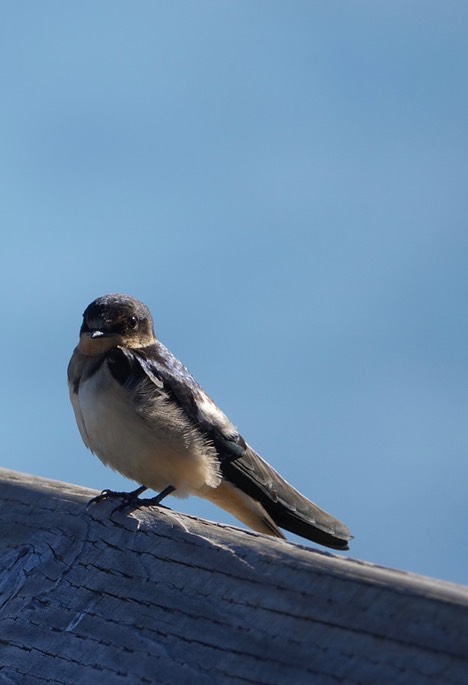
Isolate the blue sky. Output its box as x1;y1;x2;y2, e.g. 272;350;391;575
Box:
1;2;467;584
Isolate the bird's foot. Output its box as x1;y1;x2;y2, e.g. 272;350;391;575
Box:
111;484;176;516
87;485;148;509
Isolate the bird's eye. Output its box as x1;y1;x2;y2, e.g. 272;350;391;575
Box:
128;315;139;330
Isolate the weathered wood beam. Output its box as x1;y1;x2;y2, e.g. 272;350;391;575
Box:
0;468;467;684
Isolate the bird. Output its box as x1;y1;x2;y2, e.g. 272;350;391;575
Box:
68;293;352;549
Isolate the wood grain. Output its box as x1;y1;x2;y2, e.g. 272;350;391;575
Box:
0;468;467;684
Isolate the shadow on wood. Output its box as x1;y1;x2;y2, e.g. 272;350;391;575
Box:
0;468;467;684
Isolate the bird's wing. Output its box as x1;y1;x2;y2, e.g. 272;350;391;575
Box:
218;445;352;548
109;343;352;549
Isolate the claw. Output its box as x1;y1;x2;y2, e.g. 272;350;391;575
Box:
87;484;176;519
111;485;177;517
87;485;147;509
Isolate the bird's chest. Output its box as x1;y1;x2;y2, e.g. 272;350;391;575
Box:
77;372;144;455
73;368;182;484
69;357;222;494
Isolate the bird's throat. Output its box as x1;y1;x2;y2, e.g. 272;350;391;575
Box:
79;333;121;356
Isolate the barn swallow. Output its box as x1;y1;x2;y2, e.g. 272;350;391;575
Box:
68;294;352;549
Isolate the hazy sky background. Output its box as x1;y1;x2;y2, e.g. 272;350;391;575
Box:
1;2;467;585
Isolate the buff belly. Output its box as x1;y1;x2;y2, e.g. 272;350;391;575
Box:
71;368;221;496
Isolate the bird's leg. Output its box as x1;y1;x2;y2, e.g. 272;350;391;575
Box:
111;485;176;515
88;484;148;508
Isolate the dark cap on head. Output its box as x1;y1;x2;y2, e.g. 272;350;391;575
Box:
81;294;155;340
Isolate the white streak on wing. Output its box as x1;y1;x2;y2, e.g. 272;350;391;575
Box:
196;392;237;435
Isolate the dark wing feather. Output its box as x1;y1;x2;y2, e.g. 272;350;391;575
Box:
218;447;351;549
110;343;351;549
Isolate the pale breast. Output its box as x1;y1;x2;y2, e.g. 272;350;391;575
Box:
71;363;221;496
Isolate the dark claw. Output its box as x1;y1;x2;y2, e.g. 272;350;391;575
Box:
87;485;147;509
111;484;177;517
111;495;145;516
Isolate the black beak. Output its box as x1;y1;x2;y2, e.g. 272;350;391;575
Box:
90;330;108;339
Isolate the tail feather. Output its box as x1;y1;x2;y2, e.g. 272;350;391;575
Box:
219;445;352;550
201;480;287;539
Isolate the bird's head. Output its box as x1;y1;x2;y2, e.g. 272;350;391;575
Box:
78;294;156;356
